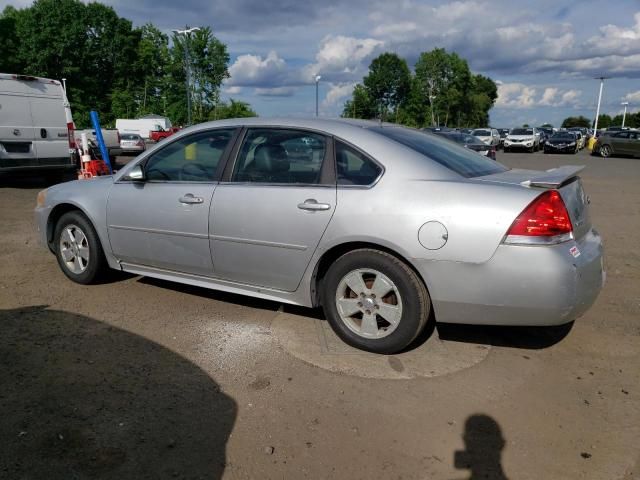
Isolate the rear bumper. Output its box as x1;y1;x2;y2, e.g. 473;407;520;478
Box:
417;229;605;326
545;144;576;153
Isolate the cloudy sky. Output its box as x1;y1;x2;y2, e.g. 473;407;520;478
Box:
4;0;640;126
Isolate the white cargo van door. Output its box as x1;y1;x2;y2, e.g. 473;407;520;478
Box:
29;94;70;166
0;91;38;166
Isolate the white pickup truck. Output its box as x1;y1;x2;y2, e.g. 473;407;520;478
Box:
74;128;121;157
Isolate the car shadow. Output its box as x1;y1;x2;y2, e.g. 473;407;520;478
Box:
454;414;509;480
0;171;79;189
0;305;236;479
136;278;572;351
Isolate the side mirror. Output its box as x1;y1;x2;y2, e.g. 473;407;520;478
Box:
123;164;145;182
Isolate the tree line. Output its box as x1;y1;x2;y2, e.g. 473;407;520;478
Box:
0;0;256;127
561;113;639;129
342;49;498;128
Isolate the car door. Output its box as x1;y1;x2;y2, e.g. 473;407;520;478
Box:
107;128;238;276
210;128;336;291
611;132;630;154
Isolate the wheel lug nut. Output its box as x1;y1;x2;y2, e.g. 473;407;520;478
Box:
365;310;371;315
375;305;379;310
358;302;363;307
371;294;376;299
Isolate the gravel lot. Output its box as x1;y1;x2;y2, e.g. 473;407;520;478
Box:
0;149;638;479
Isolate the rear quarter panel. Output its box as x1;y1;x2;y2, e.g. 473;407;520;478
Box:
323;174;541;264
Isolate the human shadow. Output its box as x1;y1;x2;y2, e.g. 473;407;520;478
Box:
454;414;508;480
0;306;236;479
0;171;77;189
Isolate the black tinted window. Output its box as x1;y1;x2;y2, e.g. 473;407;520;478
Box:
232;129;327;184
145;129;235;182
511;128;534;135
336;141;382;185
369;127;506;178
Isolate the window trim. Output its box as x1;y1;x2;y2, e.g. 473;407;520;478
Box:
333;136;385;189
220;126;336;187
118;127;241;184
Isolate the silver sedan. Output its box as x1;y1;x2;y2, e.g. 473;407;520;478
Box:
35;118;605;353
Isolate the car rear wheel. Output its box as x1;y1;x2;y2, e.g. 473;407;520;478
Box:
54;211;107;284
321;249;430;354
600;145;611;158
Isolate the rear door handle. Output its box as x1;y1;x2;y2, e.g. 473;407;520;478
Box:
179;193;204;204
297;199;331;211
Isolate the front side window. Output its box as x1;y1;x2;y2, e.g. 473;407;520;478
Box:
231;129;327;184
335;141;382;186
144;129;235;182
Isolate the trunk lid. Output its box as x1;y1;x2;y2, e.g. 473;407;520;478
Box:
475;166;592;240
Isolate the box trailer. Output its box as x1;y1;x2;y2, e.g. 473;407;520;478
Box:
116;117;173;140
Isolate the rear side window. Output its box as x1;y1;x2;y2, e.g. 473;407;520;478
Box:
335;141;382;186
369;126;507;178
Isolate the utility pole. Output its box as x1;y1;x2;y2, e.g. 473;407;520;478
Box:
592;76;609;134
173;27;201;126
621;101;629;128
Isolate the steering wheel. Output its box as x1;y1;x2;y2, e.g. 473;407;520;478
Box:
180;162;210;181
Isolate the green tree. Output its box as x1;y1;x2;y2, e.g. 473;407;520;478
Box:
541;123;553;128
0;6;23;73
210;99;257;119
170;27;230;124
362;53;411;120
611;111;639;128
561;116;591;128
341;84;377;119
595;114;612;129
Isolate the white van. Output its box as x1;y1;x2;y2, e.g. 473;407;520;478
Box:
116;117;172;140
0;73;76;174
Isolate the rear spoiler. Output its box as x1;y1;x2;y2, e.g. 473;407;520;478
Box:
520;165;585;188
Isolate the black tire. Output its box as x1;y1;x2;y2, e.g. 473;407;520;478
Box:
54;211;107;284
504;147;509;153
321;249;430;354
529;146;534;153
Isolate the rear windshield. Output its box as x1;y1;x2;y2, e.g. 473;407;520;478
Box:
511;128;533;135
121;134;139;140
552;133;575;140
369;127;507;178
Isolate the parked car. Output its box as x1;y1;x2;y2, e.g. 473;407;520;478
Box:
504;127;540;152
544;132;578;154
471;128;500;148
119;133;146;155
34;118;604;354
116;117;173;140
432;131;496;159
497;128;510;147
593;130;640;158
0;73;76;177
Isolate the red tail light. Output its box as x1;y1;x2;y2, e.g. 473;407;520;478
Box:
67;121;76;149
504;190;573;244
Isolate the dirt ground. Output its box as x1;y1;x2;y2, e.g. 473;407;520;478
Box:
0;149;638;479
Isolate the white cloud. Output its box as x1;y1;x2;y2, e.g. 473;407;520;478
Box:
623;90;640;103
496;83;582;109
303;35;384;82
254;87;296;97
223;86;242;95
585;12;640;56
322;82;357;107
227;51;290;87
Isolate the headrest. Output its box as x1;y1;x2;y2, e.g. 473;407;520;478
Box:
253;144;289;173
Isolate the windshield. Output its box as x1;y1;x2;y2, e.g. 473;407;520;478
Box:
473;129;491;136
511;128;533;135
370;127;507;178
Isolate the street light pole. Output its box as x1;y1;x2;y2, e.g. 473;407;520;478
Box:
621;101;629;128
592;76;609;134
173;27;201;126
315;75;321;117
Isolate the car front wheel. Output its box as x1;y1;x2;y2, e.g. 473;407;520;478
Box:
321;249;430;354
54;211;107;284
600;145;611;157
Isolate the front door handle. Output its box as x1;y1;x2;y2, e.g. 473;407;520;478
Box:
297;199;331;211
179;193;204;204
